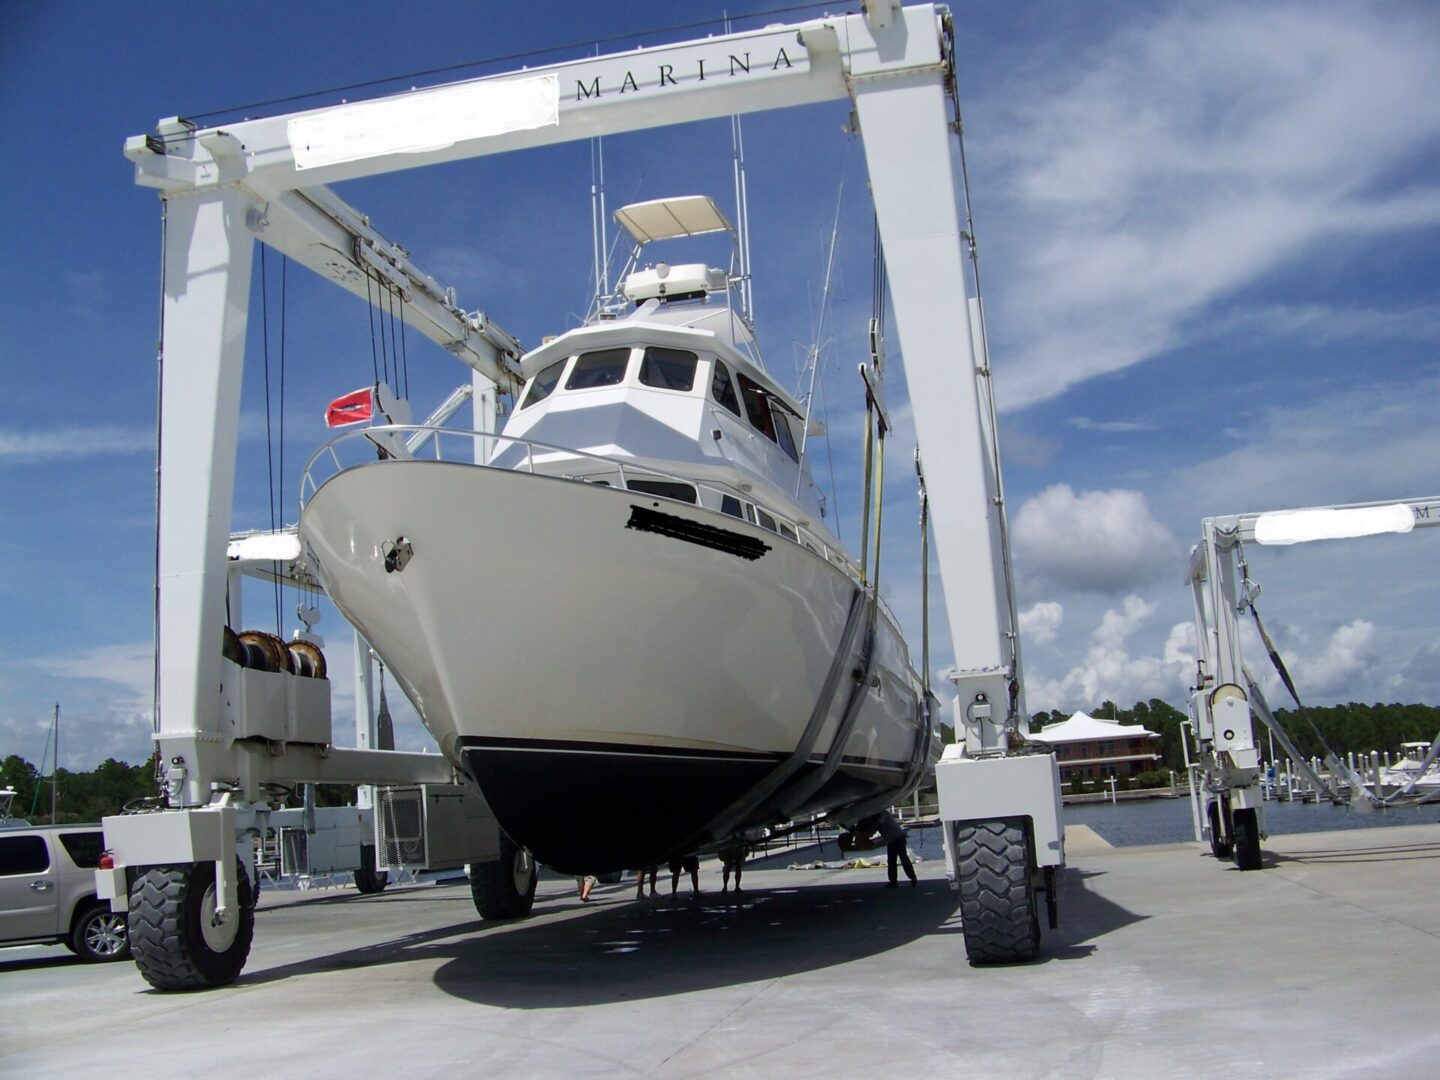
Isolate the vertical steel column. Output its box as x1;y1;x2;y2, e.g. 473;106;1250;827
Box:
852;72;1013;742
155;189;255;805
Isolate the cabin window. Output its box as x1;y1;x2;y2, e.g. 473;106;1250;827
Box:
755;508;779;533
566;347;631;390
519;358;567;409
771;403;800;463
737;374;777;442
711;361;742;416
778;522;798;542
628;479;698;504
639;347;698;392
720;494;744;519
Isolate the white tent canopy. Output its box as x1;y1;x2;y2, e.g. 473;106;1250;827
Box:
1031;711;1159;745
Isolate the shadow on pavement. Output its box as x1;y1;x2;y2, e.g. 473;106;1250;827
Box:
241;878;963;1003
232;858;1145;1003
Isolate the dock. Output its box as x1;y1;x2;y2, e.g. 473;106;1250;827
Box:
4;822;1438;1077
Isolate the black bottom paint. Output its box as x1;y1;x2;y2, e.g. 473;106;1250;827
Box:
460;739;894;875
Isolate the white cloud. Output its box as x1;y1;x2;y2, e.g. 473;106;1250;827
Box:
1019;600;1063;645
1394;637;1440;703
0;425;153;462
0;409;280;466
1206;302;1440;347
32;642;153;707
1025;596;1192;711
1069;418;1157;433
1244;618;1382;704
976;2;1440;410
1172;376;1440;513
1013;485;1180;594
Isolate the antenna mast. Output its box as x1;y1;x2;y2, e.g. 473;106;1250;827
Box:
590;136;610;306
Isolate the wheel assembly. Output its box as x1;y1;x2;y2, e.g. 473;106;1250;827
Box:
353;844;389;895
955;817;1041;965
1232;807;1262;871
128;859;255;990
469;832;537;920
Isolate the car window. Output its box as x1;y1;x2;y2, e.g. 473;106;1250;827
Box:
59;831;104;869
0;835;51;876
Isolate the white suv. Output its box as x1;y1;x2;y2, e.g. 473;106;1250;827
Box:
0;825;131;962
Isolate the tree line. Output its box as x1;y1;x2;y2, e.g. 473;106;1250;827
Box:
0;754;356;824
5;699;1437;822
1;754;157;825
1030;699;1440;771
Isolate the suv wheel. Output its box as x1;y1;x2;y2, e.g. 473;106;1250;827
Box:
72;902;132;962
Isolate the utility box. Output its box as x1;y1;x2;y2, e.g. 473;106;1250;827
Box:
374;784;501;872
270;806;372;876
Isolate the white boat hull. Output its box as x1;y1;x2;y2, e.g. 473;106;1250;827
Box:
301;459;933;872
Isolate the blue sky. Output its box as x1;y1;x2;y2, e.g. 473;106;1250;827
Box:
3;1;1439;770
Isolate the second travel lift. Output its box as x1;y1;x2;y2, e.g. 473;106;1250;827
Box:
1183;495;1440;868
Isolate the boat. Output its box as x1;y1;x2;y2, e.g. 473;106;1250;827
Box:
298;195;938;874
1377;740;1440;799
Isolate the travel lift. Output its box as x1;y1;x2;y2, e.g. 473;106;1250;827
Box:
1184;496;1440;870
99;1;1065;989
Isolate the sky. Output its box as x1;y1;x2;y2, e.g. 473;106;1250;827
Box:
2;1;1439;772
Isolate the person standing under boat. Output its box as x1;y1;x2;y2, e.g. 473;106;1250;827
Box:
719;843;747;893
634;865;658;899
873;810;917;887
668;854;700;896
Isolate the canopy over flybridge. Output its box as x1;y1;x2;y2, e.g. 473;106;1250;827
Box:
613;196;734;244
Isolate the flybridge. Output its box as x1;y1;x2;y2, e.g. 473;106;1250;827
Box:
573;47;798;100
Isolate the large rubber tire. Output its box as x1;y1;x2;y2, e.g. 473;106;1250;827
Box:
128;860;255;991
955;818;1041;965
353;845;389;895
70;902;131;963
469;834;537;920
1207;801;1233;859
1232;808;1262;871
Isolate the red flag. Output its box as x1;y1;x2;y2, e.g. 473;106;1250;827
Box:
325;387;374;428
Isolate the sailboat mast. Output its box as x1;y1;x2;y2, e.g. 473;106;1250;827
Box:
51;702;59;823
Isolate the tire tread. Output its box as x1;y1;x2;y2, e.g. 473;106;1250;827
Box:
955;818;1041;964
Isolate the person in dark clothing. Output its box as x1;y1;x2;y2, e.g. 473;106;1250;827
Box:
874;810;918;887
668;854;700;895
719;843;747;893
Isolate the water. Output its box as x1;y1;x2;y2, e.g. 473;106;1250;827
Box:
1066;795;1440;847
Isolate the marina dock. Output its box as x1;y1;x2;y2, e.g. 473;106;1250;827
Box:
5;822;1438;1077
